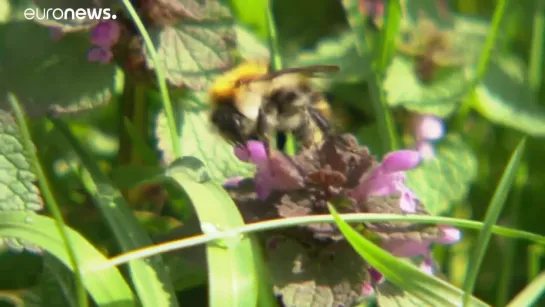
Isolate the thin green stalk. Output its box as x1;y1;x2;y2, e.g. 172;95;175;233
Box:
495;163;528;307
506;271;545;307
369;0;401;154
529;0;545;91
455;0;508;126
474;0;508;81
367;76;399;154
92;213;545;272
120;0;181;159
266;0;283;71
265;0;297;154
462;138;526;306
8;94;88;307
528;245;544;281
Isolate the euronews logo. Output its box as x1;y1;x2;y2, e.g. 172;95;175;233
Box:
24;8;117;20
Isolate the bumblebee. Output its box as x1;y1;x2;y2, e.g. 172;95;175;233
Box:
209;60;339;151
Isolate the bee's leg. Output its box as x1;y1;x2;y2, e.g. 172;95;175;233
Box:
308;107;332;137
256;109;275;176
294;107;332;148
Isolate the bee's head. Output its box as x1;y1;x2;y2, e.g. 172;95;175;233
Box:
210;103;249;146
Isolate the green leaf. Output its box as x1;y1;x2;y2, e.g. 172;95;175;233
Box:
50;117;179;307
155;92;255;184
0;211;136;306
385;14;490;117
134;211;183;236
145;0;236;90
405;134;478;215
375;281;428;307
22;254;80;307
0;110;43;251
267;237;368;307
383;56;468;117
235;25;270;60
0;21;117;116
474;55;545;136
229;0;268;40
329;205;490;307
111;165;164;189
462;138;526;305
0;111;42;212
290;32;371;82
165;156;259;307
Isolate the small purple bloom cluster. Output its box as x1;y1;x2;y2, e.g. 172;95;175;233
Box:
226;134;460;297
87;21;121;64
412;114;446;160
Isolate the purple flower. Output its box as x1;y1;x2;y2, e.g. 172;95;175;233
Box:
417;141;435;160
413;114;445;142
49;27;64;41
353;150;421;213
380;225;461;258
360;267;384;297
87;47;113;64
234;141;304;200
90;21;121;48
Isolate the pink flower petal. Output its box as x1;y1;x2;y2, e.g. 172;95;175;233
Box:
398;188;418;213
417;141;436;160
49;27;64;41
381;238;431;257
234;145;251;162
361;282;374;297
415;114;445;141
90;21;121;48
437;226;461;244
223;176;244;188
419;257;434;275
87;47;112;63
381;150;421;173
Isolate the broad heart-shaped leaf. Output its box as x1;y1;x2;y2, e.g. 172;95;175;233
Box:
383;55;469;117
405;134;478;215
0;110;43;252
385;14;490;118
145;0;236;90
235;25;270;60
0;21;117;117
155;91;255;184
165;156;259;307
267;237;369;307
289;32;371;82
474;55;545;136
28;0;117;32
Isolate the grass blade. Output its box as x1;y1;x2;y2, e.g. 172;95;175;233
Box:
506;271;545;307
49;116;179;307
462;138;527;305
8;93;88;307
120;0;181;159
376;0;401;72
165;157;259;307
329;205;489;306
529;0;545;91
0;211;135;306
